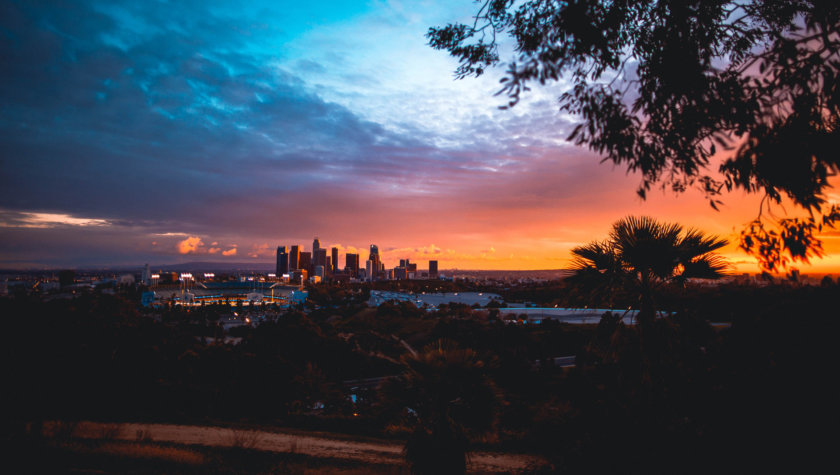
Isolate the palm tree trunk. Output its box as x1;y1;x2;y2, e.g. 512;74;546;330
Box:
637;273;656;328
637;273;657;383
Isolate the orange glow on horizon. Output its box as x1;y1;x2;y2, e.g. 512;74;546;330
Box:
360;174;840;275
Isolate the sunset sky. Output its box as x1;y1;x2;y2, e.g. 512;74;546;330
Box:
2;0;838;273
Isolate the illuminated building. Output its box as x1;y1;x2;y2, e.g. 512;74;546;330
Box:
299;251;312;272
290;245;301;270
313;237;321;258
369;244;381;280
276;246;289;275
314;248;327;270
291;269;308;284
398;259;417;277
346;253;360;277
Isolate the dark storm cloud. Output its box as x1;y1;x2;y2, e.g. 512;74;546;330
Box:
1;0;622;268
0;0;437;231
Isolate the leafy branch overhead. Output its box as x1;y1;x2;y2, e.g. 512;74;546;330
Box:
429;0;840;272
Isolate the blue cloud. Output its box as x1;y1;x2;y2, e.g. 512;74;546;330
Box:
0;1;418;223
0;0;597;267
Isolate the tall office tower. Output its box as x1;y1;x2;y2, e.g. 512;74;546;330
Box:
313;237;321;257
399;259;407;268
369;244;381;280
290;245;301;270
325;256;332;276
366;259;373;282
314;248;327;270
276;246;289;275
346;253;360;277
299;251;312;272
407;262;417;273
331;247;339;273
429;260;438;277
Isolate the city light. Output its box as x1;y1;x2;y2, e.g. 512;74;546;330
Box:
180;273;193;280
204;273;215;278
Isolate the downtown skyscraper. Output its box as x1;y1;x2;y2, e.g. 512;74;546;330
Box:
276;246;289;275
345;253;360;277
289;245;301;271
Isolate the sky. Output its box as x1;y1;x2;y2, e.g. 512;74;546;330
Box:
1;0;838;273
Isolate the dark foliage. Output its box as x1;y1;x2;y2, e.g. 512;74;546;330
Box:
1;295;390;436
569;216;728;323
380;340;500;474
5;281;839;473
429;0;840;271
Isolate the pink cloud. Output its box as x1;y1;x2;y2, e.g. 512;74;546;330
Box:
248;243;271;258
177;236;204;254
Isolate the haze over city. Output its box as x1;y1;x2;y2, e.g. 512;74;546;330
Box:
2;0;838;273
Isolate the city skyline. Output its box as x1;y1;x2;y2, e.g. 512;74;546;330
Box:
272;237;437;282
1;1;838;273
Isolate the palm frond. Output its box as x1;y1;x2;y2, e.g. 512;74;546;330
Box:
567;216;731;313
679;228;728;255
569;240;616;272
680;255;730;279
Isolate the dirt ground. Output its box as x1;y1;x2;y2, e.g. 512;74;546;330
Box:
70;421;546;473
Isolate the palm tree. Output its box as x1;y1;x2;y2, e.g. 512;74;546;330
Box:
570;216;729;327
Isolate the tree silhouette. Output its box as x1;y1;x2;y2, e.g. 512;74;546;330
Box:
569;216;729;325
381;340;499;474
429;1;840;272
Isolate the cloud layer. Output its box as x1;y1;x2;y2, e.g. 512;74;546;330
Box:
1;1;836;272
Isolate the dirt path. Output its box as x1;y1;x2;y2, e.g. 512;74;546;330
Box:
71;421;546;473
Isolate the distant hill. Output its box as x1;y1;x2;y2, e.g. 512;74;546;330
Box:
150;261;275;272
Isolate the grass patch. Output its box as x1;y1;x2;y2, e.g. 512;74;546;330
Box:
16;439;405;474
226;427;263;450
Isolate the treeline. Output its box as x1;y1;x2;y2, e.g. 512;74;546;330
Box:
4;281;839;473
1;293;589;431
499;277;840;320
